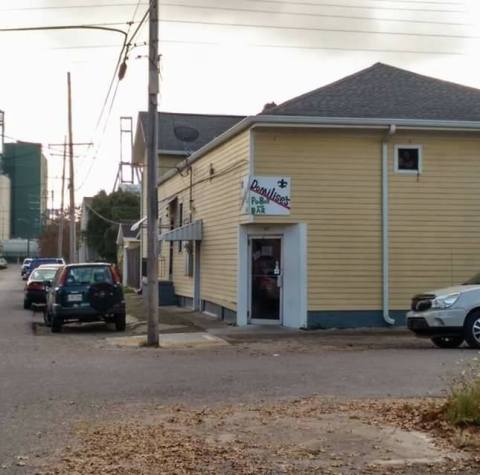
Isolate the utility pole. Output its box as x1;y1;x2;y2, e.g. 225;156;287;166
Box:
57;137;66;257
67;72;76;263
146;0;159;346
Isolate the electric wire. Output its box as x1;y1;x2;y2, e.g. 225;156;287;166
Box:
0;0;465;14
158;18;480;41
76;0;150;192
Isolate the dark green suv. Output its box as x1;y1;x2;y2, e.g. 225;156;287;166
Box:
45;263;126;333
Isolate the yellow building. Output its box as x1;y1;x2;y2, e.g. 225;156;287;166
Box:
143;63;480;329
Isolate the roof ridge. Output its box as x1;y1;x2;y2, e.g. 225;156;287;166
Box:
265;62;480;115
264;63;381;114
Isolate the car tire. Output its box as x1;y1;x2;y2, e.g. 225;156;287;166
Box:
431;336;464;348
51;317;63;333
23;299;31;310
114;313;126;332
465;311;480;348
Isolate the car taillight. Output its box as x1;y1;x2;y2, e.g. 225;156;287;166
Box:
28;282;44;290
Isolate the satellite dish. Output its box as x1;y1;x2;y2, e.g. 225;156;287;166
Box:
174;125;200;143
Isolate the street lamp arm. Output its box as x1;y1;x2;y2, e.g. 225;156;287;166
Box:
0;24;128;41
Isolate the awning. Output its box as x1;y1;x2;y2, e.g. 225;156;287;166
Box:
159;219;203;241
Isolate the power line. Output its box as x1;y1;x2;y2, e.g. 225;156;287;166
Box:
228;0;465;13
155;2;472;28
85;202;135;226
76;1;151;191
0;0;465;14
158;38;463;55
158;18;480;41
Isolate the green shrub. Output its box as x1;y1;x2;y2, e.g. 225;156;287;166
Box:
445;360;480;426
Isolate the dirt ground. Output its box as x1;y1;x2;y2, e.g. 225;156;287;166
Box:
35;397;479;475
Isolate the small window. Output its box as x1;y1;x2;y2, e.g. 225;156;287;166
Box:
394;145;422;174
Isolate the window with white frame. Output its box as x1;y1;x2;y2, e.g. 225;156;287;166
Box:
394;145;422;174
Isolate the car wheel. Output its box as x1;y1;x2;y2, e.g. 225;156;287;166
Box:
114;313;126;332
51;317;63;333
23;299;31;310
431;336;464;348
465;311;480;348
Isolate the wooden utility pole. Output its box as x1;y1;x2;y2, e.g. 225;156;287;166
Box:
146;0;159;346
57;137;66;257
67;72;76;263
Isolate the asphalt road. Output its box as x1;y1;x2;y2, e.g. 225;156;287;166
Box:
0;264;476;471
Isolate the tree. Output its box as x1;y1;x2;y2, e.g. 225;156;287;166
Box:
38;219;80;259
86;190;140;263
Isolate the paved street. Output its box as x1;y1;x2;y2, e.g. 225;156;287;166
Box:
0;264;476;472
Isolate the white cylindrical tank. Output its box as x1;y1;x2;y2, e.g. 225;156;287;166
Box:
0;174;10;241
0;238;39;259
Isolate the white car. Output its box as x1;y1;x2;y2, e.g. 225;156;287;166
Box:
0;257;8;269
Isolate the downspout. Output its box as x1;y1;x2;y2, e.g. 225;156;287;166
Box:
382;124;396;326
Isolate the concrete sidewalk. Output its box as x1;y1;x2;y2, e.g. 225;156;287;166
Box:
125;293;421;349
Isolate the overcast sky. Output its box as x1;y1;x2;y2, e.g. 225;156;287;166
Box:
0;0;479;209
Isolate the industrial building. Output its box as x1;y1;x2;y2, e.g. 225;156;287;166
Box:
1;142;48;240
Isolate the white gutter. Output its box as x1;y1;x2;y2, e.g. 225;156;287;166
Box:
158;114;480;185
382;125;396;326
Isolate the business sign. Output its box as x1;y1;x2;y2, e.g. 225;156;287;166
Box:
246;176;291;215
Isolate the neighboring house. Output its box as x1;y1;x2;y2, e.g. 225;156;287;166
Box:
116;223;140;288
132;111;246;284
2;142;48;239
78;197;99;262
155;62;480;329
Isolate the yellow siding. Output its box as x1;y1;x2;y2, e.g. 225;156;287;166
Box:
159;131;250;309
255;128;480;313
254;128;382;311
141;153;186;259
388;131;480;309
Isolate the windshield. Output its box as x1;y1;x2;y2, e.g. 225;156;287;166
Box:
31;269;58;281
463;273;480;285
66;266;113;285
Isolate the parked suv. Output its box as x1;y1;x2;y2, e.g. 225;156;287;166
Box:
406;272;480;348
45;263;125;333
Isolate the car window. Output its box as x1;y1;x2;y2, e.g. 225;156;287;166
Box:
31;269;58;281
66;266;113;285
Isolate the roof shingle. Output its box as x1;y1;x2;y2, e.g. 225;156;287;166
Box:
262;63;480;121
139;111;245;154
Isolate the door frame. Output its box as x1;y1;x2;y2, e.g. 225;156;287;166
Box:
248;235;283;325
237;223;308;328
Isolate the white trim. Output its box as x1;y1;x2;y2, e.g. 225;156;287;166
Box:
394;144;423;175
237;223;307;329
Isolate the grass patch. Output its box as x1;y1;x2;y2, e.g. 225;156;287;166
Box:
445;378;480;427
